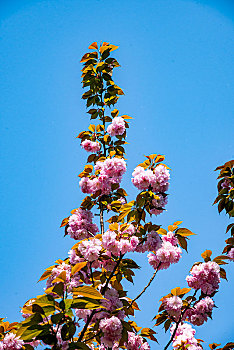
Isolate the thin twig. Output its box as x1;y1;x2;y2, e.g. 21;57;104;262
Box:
129;263;161;309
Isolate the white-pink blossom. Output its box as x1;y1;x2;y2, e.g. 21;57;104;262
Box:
78;238;102;261
107;117;125;136
80;158;126;196
0;333;24;350
67;208;99;240
164;296;183;320
148;241;182;270
126;332;151;350
228;247;234;261
99;316;123;347
186;261;220;295
81;139;101;153
170;323;201;349
185;297;214;326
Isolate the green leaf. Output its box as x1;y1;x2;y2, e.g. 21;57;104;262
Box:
176;228;195;237
51;313;63;324
20;328;43;342
72;286;104;299
71;297;102;310
52;282;64;296
32;304;44;315
21;313;43;327
61;322;76;341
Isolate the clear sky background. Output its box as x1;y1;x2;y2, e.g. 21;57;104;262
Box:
0;0;233;348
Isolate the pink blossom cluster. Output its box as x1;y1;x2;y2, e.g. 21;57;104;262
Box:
81;139;101;153
102;229;139;256
170;323;202;350
221;178;232;190
75;288;125;326
135;231;161;253
107;116;125;136
46;262;71;289
53;325;69;350
67;208;99;240
185;297;214;326
147;232;182;270
125;332;150;350
132;164;170;193
68;249;100;284
186;261;220;295
101;288;125;320
46;262;81;292
80;157;126;195
68;248;84;265
99;316;123;347
228;247;234;261
164;296;183;321
149;195;168;215
0;333;24;350
78;238;102;261
75;308;92;322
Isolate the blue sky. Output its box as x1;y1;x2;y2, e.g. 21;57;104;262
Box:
0;0;233;347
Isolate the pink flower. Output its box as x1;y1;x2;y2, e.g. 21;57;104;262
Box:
107;117;125;136
80;158;126;196
130;236;140;250
186;261;220;295
67;208;99;240
75;309;92;322
150;195;168;215
228;247;234;261
0;333;24;350
131;167;154;191
136;231;162;253
170;323;201;349
101;288;124;316
221;178;231;189
68;249;84;265
164;296;182;320
46;262;71;289
132;164;170;194
148;241;182;270
152;164;170;193
81;139;101;153
185;297;214;326
102;230;120;256
126;332;151;349
162;231;178;246
119;239;133;254
78;238;102;261
99;316;123;347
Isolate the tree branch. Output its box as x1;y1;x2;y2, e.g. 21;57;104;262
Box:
129;263;161;308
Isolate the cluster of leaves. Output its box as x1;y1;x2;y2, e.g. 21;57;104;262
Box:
213;160;234;266
214;160;234;217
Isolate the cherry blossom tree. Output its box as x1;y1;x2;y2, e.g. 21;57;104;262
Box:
0;42;233;350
